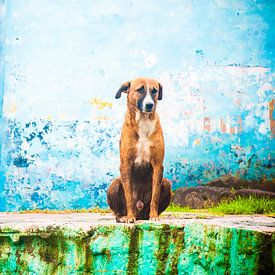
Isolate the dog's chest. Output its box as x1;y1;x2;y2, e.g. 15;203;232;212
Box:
135;117;156;165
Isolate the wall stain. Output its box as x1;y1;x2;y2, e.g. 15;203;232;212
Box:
156;224;171;274
126;226;140;275
256;232;273;274
169;227;185;274
83;236;93;273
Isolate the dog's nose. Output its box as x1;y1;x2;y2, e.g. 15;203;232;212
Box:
145;103;154;110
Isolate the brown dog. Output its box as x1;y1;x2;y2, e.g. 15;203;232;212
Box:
107;77;172;223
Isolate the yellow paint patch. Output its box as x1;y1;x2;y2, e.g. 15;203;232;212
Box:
91;116;112;120
193;138;201;146
89;98;113;110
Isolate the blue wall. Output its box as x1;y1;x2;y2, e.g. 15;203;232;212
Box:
0;0;274;211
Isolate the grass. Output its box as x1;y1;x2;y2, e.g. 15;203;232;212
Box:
166;196;275;215
166;204;198;213
15;196;275;216
210;196;275;215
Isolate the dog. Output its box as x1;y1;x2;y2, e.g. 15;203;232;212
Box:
107;77;172;223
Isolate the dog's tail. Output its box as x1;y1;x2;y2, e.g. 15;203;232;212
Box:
136;200;144;211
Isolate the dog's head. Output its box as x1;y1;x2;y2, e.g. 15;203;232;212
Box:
115;77;162;113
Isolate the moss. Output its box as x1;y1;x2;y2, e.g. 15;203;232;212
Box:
0;220;273;273
255;232;273;274
74;229;95;273
222;229;233;273
16;251;30;274
39;241;57;263
169;227;185;274
83;236;93;273
156;224;171;274
126;226;140;275
0;236;11;260
15;236;35;273
101;248;111;262
179;223;267;274
95;225;116;237
37;233;68;272
18;236;35;256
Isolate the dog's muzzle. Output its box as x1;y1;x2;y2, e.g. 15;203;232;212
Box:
145;103;154;112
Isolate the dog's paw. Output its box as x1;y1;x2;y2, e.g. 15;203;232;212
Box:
126;215;136;223
116;215;136;223
149;217;160;222
149;214;160;222
116;216;127;223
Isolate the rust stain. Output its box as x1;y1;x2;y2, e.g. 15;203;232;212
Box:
204;117;210;131
230;127;235;135
235;98;241;107
220;118;226;133
269;99;275;139
237;116;243;134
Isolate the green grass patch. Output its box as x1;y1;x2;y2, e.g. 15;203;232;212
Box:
166;204;197;213
210;196;275;215
166;196;275;215
16;196;275;216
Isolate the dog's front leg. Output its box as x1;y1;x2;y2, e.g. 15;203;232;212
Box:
150;163;163;221
120;160;136;223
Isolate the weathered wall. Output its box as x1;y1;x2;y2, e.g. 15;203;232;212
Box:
0;214;274;274
0;0;274;210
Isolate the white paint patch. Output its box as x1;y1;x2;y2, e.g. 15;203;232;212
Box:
142;81;154;111
257;83;273;97
135;112;156;165
144;53;158;68
258;122;268;135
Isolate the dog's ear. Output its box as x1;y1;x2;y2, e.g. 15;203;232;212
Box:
115;81;131;99
158;83;163;100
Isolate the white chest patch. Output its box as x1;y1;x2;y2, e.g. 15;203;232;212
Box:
135;113;156;165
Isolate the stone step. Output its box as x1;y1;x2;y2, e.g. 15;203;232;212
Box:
0;213;274;274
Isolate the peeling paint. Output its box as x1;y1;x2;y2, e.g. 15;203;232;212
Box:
0;0;275;210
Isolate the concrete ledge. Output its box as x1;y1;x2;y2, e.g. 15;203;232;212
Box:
0;213;274;274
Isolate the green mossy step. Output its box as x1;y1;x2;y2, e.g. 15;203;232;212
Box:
0;213;273;274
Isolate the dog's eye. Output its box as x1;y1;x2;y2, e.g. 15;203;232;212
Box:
151;88;158;95
137;87;145;94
